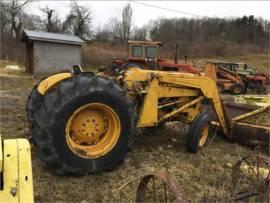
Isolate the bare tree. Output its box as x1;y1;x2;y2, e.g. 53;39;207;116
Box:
108;18;123;41
95;17;125;42
122;3;132;42
94;3;132;43
40;6;61;33
0;0;31;39
21;13;43;31
63;0;92;39
0;2;9;34
131;26;148;40
95;25;109;42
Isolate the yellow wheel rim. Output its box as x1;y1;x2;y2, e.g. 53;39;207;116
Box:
65;103;121;158
199;125;209;147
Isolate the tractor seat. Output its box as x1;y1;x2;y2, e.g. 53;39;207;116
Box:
145;57;157;70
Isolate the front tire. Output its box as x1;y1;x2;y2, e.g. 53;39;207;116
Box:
186;112;212;153
32;75;136;175
230;83;244;95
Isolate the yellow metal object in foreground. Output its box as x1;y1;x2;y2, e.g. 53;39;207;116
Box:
0;137;34;203
65;103;121;158
37;72;72;95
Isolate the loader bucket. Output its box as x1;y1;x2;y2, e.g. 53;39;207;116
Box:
202;102;270;153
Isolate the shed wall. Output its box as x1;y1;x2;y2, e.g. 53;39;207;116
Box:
33;41;81;74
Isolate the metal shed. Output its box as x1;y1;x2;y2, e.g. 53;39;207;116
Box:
22;30;84;74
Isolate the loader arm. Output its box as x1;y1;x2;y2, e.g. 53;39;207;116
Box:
123;68;230;136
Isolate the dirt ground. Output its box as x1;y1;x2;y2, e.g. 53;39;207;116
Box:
0;60;267;202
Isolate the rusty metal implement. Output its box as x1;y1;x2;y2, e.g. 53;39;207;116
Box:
231;154;270;202
135;172;187;203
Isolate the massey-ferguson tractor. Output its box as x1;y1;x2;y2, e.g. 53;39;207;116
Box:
110;40;199;73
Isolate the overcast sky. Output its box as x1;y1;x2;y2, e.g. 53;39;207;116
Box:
25;1;270;31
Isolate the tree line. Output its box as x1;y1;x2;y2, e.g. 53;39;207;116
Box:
148;16;270;56
0;0;92;40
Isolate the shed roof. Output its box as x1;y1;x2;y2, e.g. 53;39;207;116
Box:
22;30;84;45
128;40;162;46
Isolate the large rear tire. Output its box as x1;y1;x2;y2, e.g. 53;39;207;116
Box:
27;71;70;125
31;75;136;175
26;78;46;125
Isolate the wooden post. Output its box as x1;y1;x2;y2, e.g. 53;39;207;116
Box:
25;43;34;74
174;42;178;64
25;44;29;73
184;55;187;64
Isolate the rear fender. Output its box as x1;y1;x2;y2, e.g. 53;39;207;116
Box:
37;72;73;95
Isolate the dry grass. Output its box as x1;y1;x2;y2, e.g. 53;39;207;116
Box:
0;59;268;202
81;42;127;70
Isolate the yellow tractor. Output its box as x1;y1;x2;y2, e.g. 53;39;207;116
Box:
0;135;34;203
27;65;269;175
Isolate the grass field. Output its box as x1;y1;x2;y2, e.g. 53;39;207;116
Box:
0;55;269;202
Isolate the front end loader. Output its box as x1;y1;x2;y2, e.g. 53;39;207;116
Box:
26;65;269;176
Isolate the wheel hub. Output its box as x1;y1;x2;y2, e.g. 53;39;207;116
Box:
66;103;121;158
235;86;242;94
199;125;209;147
70;109;107;145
